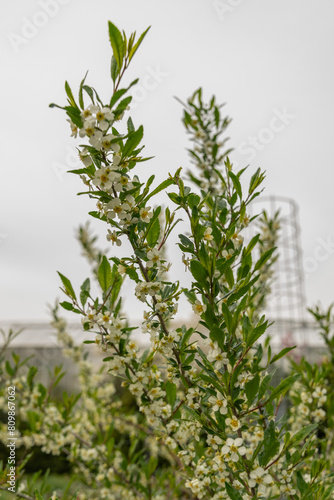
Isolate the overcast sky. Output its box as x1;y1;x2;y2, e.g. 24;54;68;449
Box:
1;0;334;328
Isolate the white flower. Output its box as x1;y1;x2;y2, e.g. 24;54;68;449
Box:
203;227;214;241
206;434;223;450
79;147;93;167
147;248;161;268
312;386;327;406
106;230;122;246
89;129;103;148
298;403;310;416
114;175;134;192
82;307;97;326
139;206;153;223
106;198;130;220
118;264;126;274
232;232;243;248
280;483;296;495
129;381;144;398
125;194;136;207
249;467;273;492
207;342;228;369
225;416;241;432
101;134;120;152
96;311;112;326
67;119;78;137
208;392;228;415
92;167;113;190
221;437;247;462
135;282;152;302
182;253;190;270
113;153;121;166
155;302;168;314
81;104;99;121
192;300;206;316
311;408;326;422
95;106;114;130
222;249;234;259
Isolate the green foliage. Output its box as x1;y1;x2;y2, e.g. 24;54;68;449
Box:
1;18;333;500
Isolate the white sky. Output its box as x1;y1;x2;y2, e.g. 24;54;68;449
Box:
1;0;334;327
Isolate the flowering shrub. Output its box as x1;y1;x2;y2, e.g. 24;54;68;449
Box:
1;20;334;500
285;305;334;499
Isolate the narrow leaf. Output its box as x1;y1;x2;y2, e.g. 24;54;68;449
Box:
142;178;173;204
108;21;124;71
266;374;300;405
225;482;244;500
123;125;144;158
270;346;296;364
129;26;151;62
190;260;208;283
57;272;76;300
98;256;112;292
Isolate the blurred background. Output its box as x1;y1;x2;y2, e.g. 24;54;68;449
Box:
1;0;334;344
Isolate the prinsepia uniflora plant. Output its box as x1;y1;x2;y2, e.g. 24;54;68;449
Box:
1;21;333;500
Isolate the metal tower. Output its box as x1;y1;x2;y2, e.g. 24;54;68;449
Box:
251;196;307;345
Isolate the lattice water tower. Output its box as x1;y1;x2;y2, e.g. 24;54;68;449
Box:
251;196;307;344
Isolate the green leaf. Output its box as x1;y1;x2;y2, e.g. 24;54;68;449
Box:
64;105;83;128
266;374;300;405
114;96;132;117
200;373;225;395
144;206;161;238
127;116;135;132
98;256;112;292
78;71;88;109
37;383;47;406
179;234;194;252
146;218;160;246
68;166;95;176
190;260;208;283
229;171;242;198
80;278;91;307
27;366;38;389
108;21;124;71
34;490;44;500
125;266;139;282
188;193;200;209
57;272;77;300
243;234;260;256
183;405;202;424
110;79;139;107
270;346;296;364
245;373;260;404
289;423;318;449
165;381;177;407
129;26;151;62
141;178;173;204
110;266;123;305
258;420;280;466
246;320;268;347
258;369;276;401
221;302;232;334
225;266;234;288
82;84;94;102
5;361;14;376
225;482;244;500
59;301;81;314
110;55;119;83
296;471;309;494
254;247;276;271
65;81;78;108
123;125;144;158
